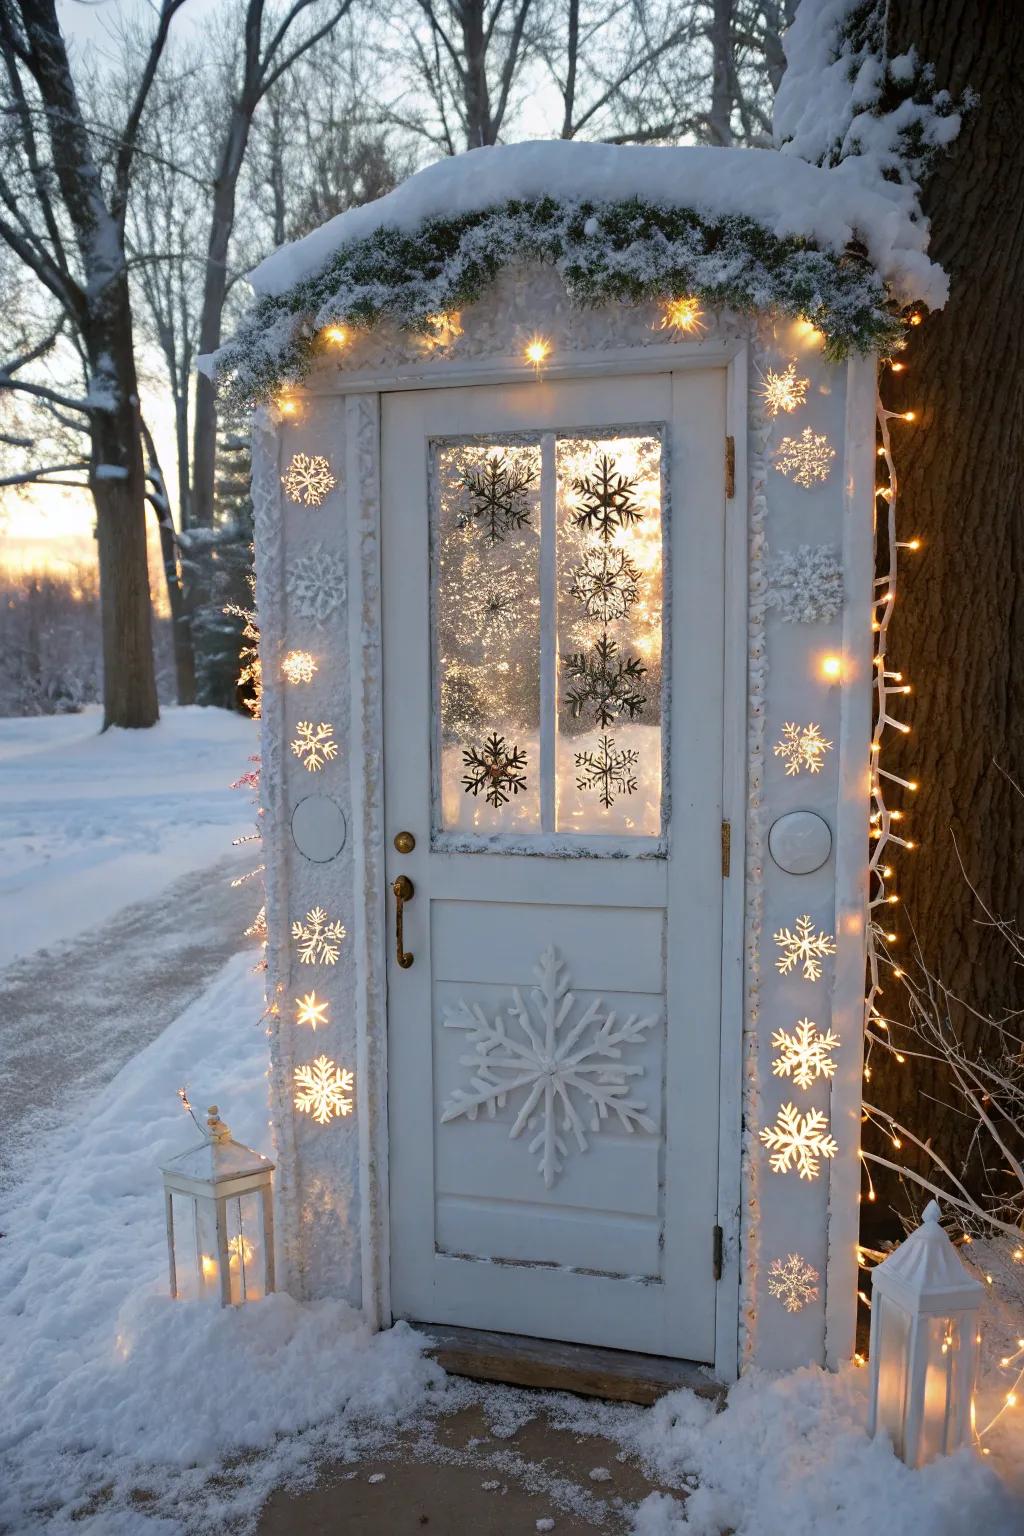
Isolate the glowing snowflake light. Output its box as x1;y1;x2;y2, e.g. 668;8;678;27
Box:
294;1056;354;1124
290;721;338;772
774;427;836;489
281;453;337;507
441;945;657;1188
291;906;346;964
760;1102;838;1179
771;1019;841;1090
774;915;837;981
773;722;834;776
295;990;329;1029
282;650;317;684
768;1252;820;1311
760;361;810;417
285;543;347;625
659;296;705;334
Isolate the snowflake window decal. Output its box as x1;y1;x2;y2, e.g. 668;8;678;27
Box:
294;1056;354;1123
774;427;836;489
767;1252;820;1312
575;734;639;808
286;543;347;625
570;547;642;624
291;906;346;964
773;722;834;777
759;360;810;418
563;635;647;727
760;1102;838;1180
461;732;528;808
291;721;338;772
773;915;837;981
282;452;337;507
440;945;658;1188
570;455;644;540
771;1019;841;1090
460;450;536;543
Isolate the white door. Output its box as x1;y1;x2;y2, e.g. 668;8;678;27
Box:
382;371;727;1360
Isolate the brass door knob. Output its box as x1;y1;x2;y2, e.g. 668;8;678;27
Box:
393;831;416;854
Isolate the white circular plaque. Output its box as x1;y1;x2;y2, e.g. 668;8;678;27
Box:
769;811;832;875
291;794;347;863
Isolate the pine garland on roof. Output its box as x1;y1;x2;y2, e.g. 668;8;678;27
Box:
215;196;907;407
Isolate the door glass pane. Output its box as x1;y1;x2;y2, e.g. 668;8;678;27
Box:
434;439;542;832
555;432;663;835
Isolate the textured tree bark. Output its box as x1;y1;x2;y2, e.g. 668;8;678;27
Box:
866;0;1024;1220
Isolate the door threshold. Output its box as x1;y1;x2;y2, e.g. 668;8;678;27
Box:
410;1322;724;1407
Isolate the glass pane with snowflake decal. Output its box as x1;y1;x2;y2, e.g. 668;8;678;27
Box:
555;431;664;835
433;439;542;832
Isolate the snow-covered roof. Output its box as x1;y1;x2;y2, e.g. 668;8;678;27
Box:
250;140;942;310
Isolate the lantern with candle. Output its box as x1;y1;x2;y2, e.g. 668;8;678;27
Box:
161;1105;276;1306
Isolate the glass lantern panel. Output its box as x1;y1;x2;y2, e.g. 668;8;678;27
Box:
919;1314;959;1464
433;439;542;834
875;1295;911;1458
226;1191;266;1304
195;1195;222;1303
170;1190;200;1301
555;432;663;835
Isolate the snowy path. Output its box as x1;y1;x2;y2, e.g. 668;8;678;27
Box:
0;851;260;1189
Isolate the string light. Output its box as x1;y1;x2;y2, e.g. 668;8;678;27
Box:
323;326;347;346
659;296;705;334
821;654;842;681
524;336;550;369
278;397;298;416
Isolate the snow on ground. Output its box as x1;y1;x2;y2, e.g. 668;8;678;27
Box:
2;951;1022;1535
0;707;258;966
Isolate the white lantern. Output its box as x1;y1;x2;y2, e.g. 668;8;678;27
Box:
868;1200;985;1466
161;1105;276;1306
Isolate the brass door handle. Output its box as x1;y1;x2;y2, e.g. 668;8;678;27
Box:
392;875;414;968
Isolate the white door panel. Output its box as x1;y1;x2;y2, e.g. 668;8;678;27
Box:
383;373;726;1360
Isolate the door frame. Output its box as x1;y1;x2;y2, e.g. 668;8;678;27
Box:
341;339;749;1382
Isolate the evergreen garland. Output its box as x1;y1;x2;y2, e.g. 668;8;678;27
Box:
216;196;906;406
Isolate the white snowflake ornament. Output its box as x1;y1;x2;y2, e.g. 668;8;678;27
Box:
294;1056;354;1123
766;545;844;622
771;1019;841;1090
291;906;346;964
774;427;836;489
282;452;337;506
773;722;834;776
773;915;836;981
760;1103;838;1179
767;1252;820;1311
759;361;810;417
286;543;347;625
440;945;658;1188
290;721;338;772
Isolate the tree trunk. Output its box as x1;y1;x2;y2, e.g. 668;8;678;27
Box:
460;0;493;147
708;0;734;145
867;0;1024;1221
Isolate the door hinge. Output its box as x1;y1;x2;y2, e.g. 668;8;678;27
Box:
724;435;736;499
721;820;731;878
713;1224;724;1282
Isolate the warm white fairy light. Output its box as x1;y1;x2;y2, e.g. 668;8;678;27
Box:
659;295;706;335
524;336;550;369
295;991;329;1029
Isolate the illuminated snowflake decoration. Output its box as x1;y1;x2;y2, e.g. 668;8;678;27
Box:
766;545;844;623
574;734;639;809
771;1019;841;1090
290;720;338;772
460;451;536;543
773;722;834;777
441;945;657;1188
285;543;347;625
570;456;643;540
295;990;329;1030
768;1252;820;1312
774;915;837;981
282;650;317;685
774;427;836;489
659;296;706;335
570;547;642;623
761;1103;838;1179
281;452;337;506
563;636;647;727
461;732;528;808
759;361;810;417
294;1056;354;1123
291;906;346;965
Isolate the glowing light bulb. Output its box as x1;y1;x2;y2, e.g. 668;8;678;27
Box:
902;410;916;422
324;326;347;346
660;296;705;334
909;313;923;326
821;654;842;681
890;361;906;372
525;336;550;368
279;397;298;416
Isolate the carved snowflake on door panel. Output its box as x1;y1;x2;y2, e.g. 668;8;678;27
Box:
440;945;658;1188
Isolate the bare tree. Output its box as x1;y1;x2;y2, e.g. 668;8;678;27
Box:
0;0;190;728
190;0;360;536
